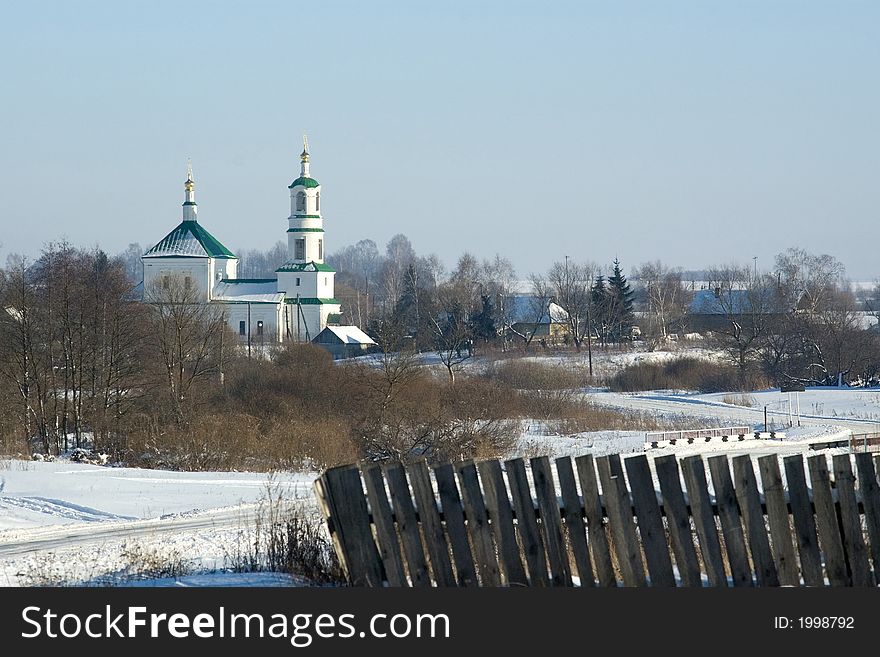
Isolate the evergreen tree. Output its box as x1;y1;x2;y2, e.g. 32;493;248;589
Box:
469;294;496;343
591;275;609;343
607;258;635;341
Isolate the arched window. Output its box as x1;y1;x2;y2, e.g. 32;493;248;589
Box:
296;191;306;211
316;192;320;211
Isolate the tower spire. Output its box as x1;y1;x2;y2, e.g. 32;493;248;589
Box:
183;158;197;221
300;134;310;177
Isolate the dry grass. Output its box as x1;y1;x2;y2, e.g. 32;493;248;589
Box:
721;393;757;407
16;540;194;587
226;480;343;585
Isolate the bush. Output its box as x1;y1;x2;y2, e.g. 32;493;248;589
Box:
484;359;588;390
607;357;765;393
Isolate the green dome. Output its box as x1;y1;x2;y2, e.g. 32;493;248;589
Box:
288;176;320;189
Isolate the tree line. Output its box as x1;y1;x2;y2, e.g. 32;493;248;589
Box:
3;238;879;461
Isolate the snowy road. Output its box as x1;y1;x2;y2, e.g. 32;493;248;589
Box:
588;389;880;432
0;504;258;559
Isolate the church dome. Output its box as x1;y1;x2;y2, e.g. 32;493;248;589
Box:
289;176;320;189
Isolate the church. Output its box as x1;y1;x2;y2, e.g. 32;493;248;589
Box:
141;141;345;344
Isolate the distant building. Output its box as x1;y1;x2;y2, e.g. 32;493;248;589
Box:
687;287;789;332
142;141;350;343
504;295;570;344
312;325;377;359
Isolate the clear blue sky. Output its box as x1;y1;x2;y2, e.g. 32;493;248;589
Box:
1;1;878;278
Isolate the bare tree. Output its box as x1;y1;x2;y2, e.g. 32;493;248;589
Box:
635;261;691;350
774;248;845;314
547;259;598;373
706;265;775;376
0;255;52;453
503;274;552;351
144;274;230;424
429;282;474;384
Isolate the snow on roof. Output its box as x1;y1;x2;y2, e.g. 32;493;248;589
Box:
689;288;787;315
506;295;569;324
212;279;285;303
319;325;376;345
144;221;237;259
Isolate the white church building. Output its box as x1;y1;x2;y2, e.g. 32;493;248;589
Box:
142;142;343;343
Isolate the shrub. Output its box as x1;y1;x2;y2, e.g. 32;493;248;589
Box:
607;357;765;393
483;359;588;390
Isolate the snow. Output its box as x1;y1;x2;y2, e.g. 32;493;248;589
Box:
120;572;308;587
0;461;315;531
697;387;880;426
5;350;880;587
320;325;376;345
0;462;319;586
510;385;880;463
212;279;285;303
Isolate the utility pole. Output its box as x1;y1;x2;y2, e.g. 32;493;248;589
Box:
247;301;252;359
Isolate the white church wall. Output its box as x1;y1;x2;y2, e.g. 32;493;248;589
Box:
223;303;283;344
142;257;211;302
212;258;237;285
284;303;324;342
276;271;318;298
316;272;335;298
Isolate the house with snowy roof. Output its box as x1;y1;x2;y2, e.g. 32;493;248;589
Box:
142;141;344;344
313;325;377;359
503;295;570;344
686;287;791;332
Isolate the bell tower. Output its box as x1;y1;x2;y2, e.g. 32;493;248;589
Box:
286;135;324;263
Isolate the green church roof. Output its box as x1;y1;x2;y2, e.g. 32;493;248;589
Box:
275;261;335;273
288;177;320;189
144;221;237;259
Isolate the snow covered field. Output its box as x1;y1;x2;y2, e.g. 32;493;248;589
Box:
0;461;315;532
2;375;879;587
0;463;316;586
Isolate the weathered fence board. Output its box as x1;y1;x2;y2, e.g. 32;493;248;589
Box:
732;456;779;587
854;452;880;576
477;459;528;586
757;455;799;586
457;461;502;586
783;455;825;587
831;454;873;586
362;464;407;586
555;456;596;587
708;456;753;587
433;463;478;586
807;455;850;587
409;460;457;587
625;455;676;587
680;455;727;587
506;457;550;586
654;455;702;587
316;450;880;588
596;456;646;587
314;466;384;586
385;463;431;587
575;454;617;587
531;456;573;587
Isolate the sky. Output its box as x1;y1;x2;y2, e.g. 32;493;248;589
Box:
0;1;878;279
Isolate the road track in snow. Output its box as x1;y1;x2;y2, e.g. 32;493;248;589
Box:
587;391;880;432
0;504;260;559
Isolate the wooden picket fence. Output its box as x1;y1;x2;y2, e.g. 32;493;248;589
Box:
314;451;880;587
